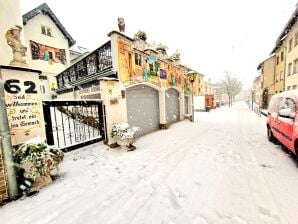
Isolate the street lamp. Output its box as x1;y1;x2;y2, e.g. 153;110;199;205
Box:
186;71;197;122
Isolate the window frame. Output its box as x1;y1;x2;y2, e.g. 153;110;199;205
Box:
294;59;298;74
41;25;53;37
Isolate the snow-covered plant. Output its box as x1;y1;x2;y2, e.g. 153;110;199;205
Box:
111;123;140;141
13;137;64;180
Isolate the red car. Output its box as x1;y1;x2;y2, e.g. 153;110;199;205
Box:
267;91;298;156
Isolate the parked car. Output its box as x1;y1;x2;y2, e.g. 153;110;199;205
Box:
267;91;298;156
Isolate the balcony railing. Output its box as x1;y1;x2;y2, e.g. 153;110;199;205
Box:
56;41;113;89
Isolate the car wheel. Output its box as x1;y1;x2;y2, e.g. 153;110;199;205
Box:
267;127;276;143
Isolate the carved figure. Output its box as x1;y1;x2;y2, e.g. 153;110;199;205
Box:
156;43;168;57
170;49;181;61
118;17;125;32
134;30;147;41
5;25;28;67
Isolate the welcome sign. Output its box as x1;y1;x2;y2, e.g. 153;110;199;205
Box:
0;66;46;146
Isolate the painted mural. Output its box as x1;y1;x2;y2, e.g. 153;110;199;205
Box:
117;37;184;89
117;38;132;82
30;40;66;65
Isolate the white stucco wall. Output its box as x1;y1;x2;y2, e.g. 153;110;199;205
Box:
99;80;127;145
0;0;25;66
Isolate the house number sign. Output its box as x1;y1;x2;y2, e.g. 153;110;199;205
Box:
1;68;45;145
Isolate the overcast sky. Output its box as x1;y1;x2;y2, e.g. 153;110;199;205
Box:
20;0;298;88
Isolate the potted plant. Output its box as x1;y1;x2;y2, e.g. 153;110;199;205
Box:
13;137;64;194
111;123;140;151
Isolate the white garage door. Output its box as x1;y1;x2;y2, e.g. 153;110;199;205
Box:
126;85;160;138
165;88;180;124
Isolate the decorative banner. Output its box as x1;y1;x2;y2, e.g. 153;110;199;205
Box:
1;67;46;145
159;69;167;79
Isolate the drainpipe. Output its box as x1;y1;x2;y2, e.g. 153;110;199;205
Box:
0;78;18;199
283;46;287;91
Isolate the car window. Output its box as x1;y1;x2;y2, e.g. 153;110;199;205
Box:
272;97;283;112
282;98;296;112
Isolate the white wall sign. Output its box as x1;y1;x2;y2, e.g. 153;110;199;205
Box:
0;67;46;145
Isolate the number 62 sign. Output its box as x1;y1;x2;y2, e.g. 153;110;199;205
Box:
4;79;38;94
0;67;45;146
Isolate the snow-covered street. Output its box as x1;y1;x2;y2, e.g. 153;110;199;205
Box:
1;102;298;224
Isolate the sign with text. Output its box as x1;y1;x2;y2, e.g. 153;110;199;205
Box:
0;67;46;145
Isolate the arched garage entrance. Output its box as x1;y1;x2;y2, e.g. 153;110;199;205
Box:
165;88;180;124
126;84;160;138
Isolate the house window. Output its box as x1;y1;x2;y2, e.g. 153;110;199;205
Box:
281;51;284;61
293;85;297;89
282;98;296;112
276;56;279;65
289;38;293;52
41;26;46;35
41;25;52;37
134;53;142;66
149;63;154;71
288;62;292;76
295;32;298;46
294;59;298;74
287;86;291;91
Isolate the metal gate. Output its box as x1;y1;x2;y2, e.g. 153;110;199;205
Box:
165;88;180;123
43;100;106;151
126;85;160;138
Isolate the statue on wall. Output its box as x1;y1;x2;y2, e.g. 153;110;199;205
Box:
134;30;147;41
5;25;28;67
118;17;125;33
170;49;181;62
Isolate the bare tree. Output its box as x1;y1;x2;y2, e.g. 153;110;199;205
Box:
220;72;242;106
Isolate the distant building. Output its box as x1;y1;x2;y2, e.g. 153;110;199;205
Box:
70;45;89;65
253;75;262;106
202;78;214;95
213;83;228;106
257;55;275;108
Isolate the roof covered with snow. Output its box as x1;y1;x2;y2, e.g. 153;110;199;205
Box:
271;4;298;54
23;3;76;47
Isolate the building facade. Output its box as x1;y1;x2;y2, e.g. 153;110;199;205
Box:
56;30;204;144
272;44;286;93
284;21;298;91
257;55;276;108
253;75;262;106
22;3;75;100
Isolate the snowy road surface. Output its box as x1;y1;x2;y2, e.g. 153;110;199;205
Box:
1;102;298;224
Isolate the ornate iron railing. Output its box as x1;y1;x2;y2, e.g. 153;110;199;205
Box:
56;41;112;89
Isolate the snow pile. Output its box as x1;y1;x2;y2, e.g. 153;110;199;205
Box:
111;123;140;140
